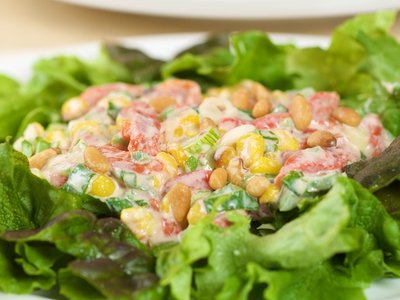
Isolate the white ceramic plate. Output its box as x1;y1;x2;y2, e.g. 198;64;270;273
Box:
58;0;400;19
0;33;399;299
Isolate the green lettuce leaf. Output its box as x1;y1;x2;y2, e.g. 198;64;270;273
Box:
0;142;109;233
156;177;400;300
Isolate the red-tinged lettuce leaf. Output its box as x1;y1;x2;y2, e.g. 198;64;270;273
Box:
156;177;400;300
0;210;159;298
346;136;400;192
0;142;109;233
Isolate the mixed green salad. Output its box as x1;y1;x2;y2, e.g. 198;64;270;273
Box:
1;11;400;300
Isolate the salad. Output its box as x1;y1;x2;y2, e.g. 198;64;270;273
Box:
0;11;400;300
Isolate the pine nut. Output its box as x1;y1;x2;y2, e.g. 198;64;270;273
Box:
209;168;228;190
289;94;313;131
200;117;217;131
166;183;191;228
252;98;272;118
332;107;361;127
252;82;271;103
29;148;58;169
246;176;270;197
307;130;337;148
84;146;112;174
226;157;245;186
149;96;176;113
215;147;236;168
232;86;252;110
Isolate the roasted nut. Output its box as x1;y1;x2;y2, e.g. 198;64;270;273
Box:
252;82;271;103
200;117;217;131
332;107;361;127
252;99;272;118
215;147;236;168
289;94;313;131
84;146;112;174
149;96;176;113
232;86;252;110
246;176;270;197
226;157;245;186
307;130;337;148
29;148;58;169
209;168;228;190
166;183;191;228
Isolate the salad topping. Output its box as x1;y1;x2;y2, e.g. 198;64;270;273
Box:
14;79;392;245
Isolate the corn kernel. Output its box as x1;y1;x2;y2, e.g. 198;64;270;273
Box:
173;126;184;137
120;207;156;240
167;144;187;167
187;201;207;225
70;120;100;138
61;97;88;121
272;129;299;152
116;115;128;129
89;174;116;197
156;152;178;177
23;122;45;141
236;133;264;167
185;129;198;138
250;153;281;175
161;195;171;213
44;130;65;144
259;184;280;204
180;114;200;126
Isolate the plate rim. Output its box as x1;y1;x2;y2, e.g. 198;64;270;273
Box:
57;0;400;19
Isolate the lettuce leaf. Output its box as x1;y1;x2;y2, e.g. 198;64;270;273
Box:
0;210;159;298
156;177;400;300
0;142;109;233
162;31;294;90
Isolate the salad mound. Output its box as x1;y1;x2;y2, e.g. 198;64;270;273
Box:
13;79;392;247
0;11;400;300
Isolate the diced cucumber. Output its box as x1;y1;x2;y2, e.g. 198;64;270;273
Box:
131;151;151;164
279;171;341;211
204;183;259;213
21;140;33;157
107;101;122;120
271;104;288;113
185;156;199;172
35;138;51;153
63;164;95;194
106;197;149;214
183;128;220;155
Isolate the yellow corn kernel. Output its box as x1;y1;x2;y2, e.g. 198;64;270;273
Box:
23;122;45;141
273;129;299;152
250;153;281;175
161;195;171;214
61;97;88;121
120;207;156;240
236;133;265;167
185;129;198;138
89;174;116;197
259;184;280;204
116;115;128;129
108;125;119;135
156;152;178;177
187;201;207;225
44;130;65;144
70;120;100;138
173;126;184;137
167;144;187;167
180;114;200;126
